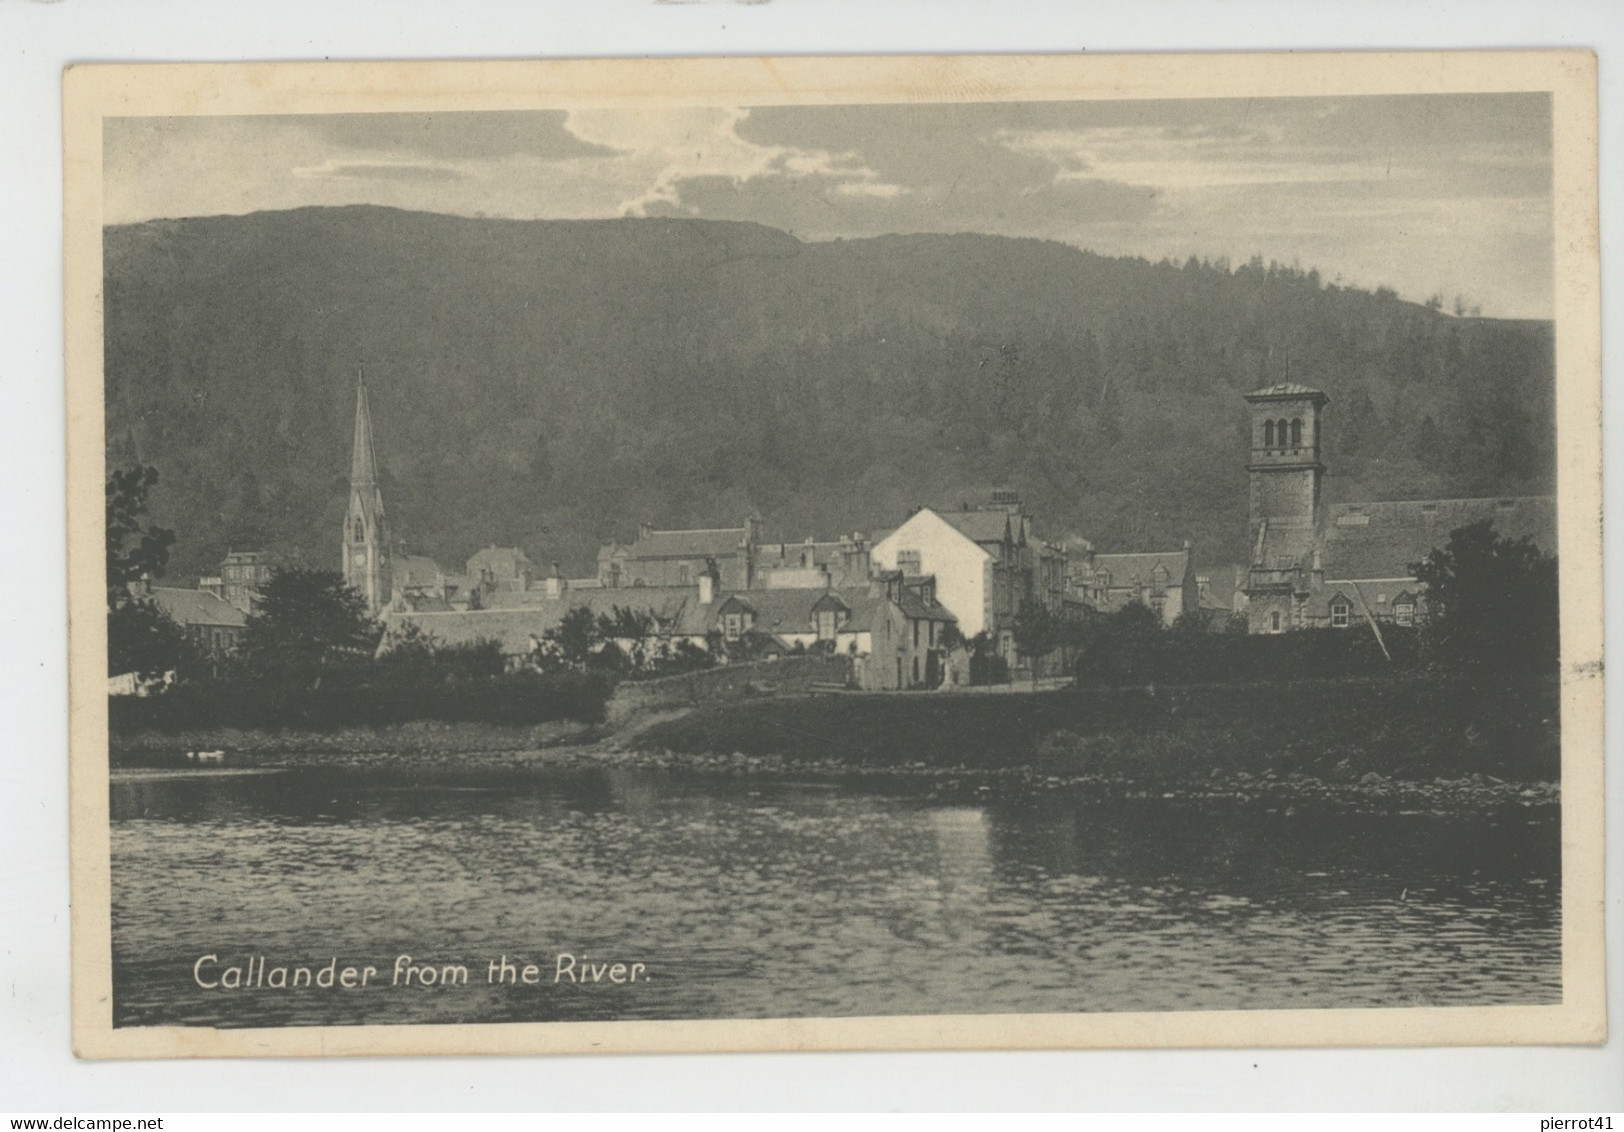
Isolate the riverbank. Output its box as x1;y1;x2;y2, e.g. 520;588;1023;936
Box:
631;673;1561;786
108;673;1559;811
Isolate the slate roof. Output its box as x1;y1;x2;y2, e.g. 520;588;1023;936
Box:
1246;382;1327;400
1319;496;1556;582
466;546;534;575
938;509;1015;545
757;540;846;568
149;587;247;629
1090;550;1191;589
624;527;747;560
894;589;957;623
393;555;444;588
718;586;886;635
1197;566;1245;612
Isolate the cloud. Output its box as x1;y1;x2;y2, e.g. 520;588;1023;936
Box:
559;106;896;218
291;160;468;183
301;111;620;162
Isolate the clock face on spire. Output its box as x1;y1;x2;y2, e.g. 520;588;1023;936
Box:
352;551;368;568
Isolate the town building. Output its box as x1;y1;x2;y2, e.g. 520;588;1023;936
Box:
197;550;280;615
1239;383;1557;633
597;518;761;590
466;546;536;593
378;568;958;691
147;584;248;664
1073;546;1198;627
870;492;1049;659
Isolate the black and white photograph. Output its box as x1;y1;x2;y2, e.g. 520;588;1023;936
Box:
65;52;1603;1059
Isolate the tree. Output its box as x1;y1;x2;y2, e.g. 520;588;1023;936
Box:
1072;601;1162;685
239;568;379;680
107;598;203;680
1010;604;1066;661
546;606;601;669
597;605;657;670
1411;520;1558;673
106;465;175;608
106;464;199;680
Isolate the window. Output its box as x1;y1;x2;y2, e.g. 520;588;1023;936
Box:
723;613;742;641
353;517;365;543
1331;601;1350;628
912;620;920;649
896;549;922;574
1394;603;1415;627
678;563;691;585
1291;418;1303;447
1277;419;1289;447
816;610;838;641
1264;419;1275;447
1270;610;1282;633
912;656;921;685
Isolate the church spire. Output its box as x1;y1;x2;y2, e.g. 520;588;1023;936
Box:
343;366;390;615
351;367;381;491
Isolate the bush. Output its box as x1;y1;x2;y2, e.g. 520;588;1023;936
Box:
969;652;1010;685
1073;620;1418;686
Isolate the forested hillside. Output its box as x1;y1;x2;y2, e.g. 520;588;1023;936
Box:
104;206;1554;581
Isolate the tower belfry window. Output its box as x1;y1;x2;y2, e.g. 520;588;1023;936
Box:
1264;420;1275;447
1291;418;1303;447
353;517;364;544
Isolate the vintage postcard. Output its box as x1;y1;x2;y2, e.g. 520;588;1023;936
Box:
65;52;1604;1059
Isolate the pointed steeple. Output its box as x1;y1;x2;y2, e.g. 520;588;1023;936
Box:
351;368;381;493
344;366;390;615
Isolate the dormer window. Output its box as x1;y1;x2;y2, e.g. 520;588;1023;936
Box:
723;612;743;641
816;610;839;641
1330;599;1350;628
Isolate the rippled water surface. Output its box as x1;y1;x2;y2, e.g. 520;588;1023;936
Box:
110;763;1560;1027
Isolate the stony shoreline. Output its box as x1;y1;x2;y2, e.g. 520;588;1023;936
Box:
109;737;1557;813
108;676;1560;812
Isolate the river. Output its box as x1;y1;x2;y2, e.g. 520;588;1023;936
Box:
109;760;1560;1028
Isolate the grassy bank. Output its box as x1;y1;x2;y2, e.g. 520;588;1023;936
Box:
633;674;1560;786
109;717;603;761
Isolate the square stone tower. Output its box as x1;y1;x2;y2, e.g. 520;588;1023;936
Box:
1242;383;1328;632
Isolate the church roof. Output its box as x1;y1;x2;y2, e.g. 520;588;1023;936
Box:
149;587;247;629
1319;496;1556;582
1245;382;1327;401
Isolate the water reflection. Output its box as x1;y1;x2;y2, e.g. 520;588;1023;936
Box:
110;763;1560;1028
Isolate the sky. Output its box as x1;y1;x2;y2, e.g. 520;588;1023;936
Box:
105;93;1554;319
